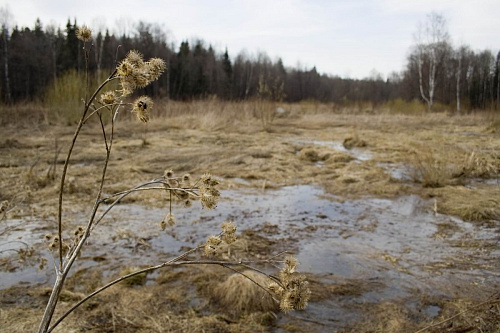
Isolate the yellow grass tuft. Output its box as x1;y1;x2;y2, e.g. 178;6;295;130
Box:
212;270;278;317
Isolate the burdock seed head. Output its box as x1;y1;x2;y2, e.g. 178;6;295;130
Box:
283;255;298;274
126;50;145;67
268;282;284;295
204;235;222;256
146;58;167;81
76;25;92;42
132;96;153;123
0;200;8;214
117;59;135;78
200;190;218;209
164;169;174;179
100;91;117;105
160;219;167;231
221;221;237;235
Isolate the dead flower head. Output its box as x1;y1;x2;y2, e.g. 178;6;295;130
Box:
164;213;176;226
221;221;237;235
199;174;220;209
164;169;174;179
126;50;144;67
204;235;222;256
0;200;8;214
76;25;92;42
221;221;237;244
146;58;167;81
160;220;167;231
283;255;298;274
200;187;220;209
115;51;165;96
100;91;117;105
269;256;311;313
132;96;153;123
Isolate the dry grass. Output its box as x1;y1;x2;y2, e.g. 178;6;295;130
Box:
429;185;500;221
211;270;278;317
343;134;367;149
1;102;500;331
411;147;499;188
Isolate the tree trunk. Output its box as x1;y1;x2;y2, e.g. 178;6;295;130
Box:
417;48;431;112
456;55;461;114
2;28;11;103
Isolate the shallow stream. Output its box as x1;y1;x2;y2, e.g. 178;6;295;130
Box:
1;184;498;329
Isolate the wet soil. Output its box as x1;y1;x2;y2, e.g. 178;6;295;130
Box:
1;111;499;332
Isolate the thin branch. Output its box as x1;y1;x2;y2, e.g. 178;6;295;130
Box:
221;263;279;303
101;185;198;202
56;69;117;272
48;258;278;332
92;181;163;229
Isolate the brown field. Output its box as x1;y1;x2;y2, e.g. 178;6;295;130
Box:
1;101;499;332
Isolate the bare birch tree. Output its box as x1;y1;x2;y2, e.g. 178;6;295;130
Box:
414;12;450;112
0;5;13;103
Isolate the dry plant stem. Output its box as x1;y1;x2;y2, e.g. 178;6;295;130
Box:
47;256;277;332
48;245;204;332
92;184;197;228
221;263;280;303
56;71;116;271
39;72;117;333
92;182;163;228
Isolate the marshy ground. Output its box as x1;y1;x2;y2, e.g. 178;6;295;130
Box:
1;102;499;332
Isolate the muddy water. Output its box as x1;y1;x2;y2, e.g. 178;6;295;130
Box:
1;185;499;329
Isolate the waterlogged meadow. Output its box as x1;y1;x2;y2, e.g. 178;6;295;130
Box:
1;98;499;332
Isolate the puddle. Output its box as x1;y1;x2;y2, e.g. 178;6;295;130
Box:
469;177;500;187
1;185;498;329
377;162;413;181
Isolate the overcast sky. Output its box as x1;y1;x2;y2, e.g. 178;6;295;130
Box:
1;0;499;79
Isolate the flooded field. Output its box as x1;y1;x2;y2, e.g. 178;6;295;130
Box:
1;110;499;332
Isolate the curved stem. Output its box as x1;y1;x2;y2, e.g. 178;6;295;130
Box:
41;68;118;333
48;256;277;332
56;70;117;272
92;180;163;229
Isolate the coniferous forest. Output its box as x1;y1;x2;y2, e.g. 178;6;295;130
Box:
0;18;499;110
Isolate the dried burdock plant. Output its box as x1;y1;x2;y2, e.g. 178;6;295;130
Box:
36;26;309;333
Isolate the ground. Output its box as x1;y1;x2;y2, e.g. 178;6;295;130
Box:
1;102;499;332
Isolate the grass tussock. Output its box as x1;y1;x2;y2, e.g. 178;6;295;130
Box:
430;186;500;222
343;134;367;149
411;147;500;188
212;270;278;317
298;146;331;163
411;149;464;188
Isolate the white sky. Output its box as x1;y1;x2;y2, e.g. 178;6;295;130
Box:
1;0;499;79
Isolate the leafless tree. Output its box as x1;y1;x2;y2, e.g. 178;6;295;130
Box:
414;12;450;112
0;5;13;103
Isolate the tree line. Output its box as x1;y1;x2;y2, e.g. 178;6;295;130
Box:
0;15;498;111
